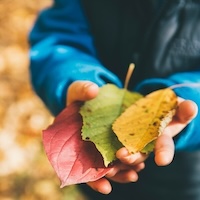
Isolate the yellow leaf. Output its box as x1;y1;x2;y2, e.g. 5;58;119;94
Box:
112;88;178;153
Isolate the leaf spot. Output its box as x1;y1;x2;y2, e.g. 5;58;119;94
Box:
153;121;158;126
86;108;92;113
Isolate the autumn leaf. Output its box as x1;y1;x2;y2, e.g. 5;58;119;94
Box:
112;88;177;154
42;102;111;187
80;84;142;166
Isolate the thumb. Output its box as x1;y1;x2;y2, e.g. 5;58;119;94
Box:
175;99;198;124
66;81;99;105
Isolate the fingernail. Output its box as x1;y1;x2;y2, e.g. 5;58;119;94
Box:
84;82;98;92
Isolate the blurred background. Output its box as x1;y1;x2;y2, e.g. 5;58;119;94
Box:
0;1;87;199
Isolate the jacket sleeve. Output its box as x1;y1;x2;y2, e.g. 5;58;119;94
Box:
135;71;200;151
29;0;121;116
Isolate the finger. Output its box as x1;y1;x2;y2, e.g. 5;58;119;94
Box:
106;161;145;178
164;100;198;137
106;169;139;183
66;81;99;105
154;134;175;166
106;169;138;183
175;100;198;124
87;178;112;194
132;162;146;172
116;147;148;166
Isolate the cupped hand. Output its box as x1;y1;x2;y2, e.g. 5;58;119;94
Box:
115;98;198;168
154;98;198;166
66;81;147;194
66;81;198;194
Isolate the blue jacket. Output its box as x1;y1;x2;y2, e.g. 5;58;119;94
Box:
29;0;200;151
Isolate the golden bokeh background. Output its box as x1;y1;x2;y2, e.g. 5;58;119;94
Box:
0;1;87;199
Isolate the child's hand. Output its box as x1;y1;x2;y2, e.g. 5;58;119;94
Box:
66;81;198;194
154;97;197;166
67;81;147;193
87;152;146;194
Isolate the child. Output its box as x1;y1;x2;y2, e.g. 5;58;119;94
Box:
29;1;200;199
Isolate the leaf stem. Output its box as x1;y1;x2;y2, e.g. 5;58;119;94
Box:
124;63;135;89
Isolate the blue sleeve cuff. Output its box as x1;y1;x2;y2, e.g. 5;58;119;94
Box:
30;42;121;116
29;0;122;116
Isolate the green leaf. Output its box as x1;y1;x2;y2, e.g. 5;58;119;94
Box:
80;84;142;166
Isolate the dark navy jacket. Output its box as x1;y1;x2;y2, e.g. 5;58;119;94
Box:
29;0;200;151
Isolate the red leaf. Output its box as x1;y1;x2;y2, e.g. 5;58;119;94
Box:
43;102;111;187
